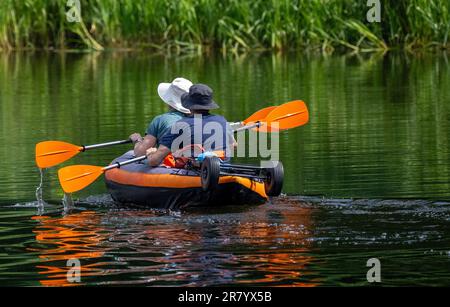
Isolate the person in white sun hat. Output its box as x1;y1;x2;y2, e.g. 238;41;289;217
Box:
129;77;193;157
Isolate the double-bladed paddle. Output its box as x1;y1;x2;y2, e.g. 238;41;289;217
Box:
57;100;309;194
35;103;305;169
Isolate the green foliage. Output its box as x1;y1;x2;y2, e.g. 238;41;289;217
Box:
0;0;449;53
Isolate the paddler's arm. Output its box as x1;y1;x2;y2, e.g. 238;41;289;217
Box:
131;134;157;156
132;115;164;157
146;145;171;167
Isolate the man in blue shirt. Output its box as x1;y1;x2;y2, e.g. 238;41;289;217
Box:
129;78;192;156
146;84;236;166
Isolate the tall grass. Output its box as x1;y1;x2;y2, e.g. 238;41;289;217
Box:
0;0;449;53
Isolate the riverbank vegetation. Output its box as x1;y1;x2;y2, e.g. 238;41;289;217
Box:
0;0;449;53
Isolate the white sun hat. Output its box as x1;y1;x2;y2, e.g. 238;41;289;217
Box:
157;77;193;114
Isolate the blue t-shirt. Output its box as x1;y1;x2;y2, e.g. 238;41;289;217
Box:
159;113;233;156
146;111;185;143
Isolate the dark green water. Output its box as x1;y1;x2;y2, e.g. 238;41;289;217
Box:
0;52;449;286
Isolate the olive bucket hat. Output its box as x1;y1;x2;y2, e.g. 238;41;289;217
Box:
181;84;219;111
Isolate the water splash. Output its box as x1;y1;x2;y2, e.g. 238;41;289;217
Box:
35;168;47;213
62;193;74;213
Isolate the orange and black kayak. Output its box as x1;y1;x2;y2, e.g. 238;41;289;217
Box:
104;151;268;209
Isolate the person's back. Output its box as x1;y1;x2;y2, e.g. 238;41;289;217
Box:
146;84;236;166
146;110;185;145
159;112;232;158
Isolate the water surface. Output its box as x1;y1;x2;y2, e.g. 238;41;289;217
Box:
1;197;449;286
0;52;449;286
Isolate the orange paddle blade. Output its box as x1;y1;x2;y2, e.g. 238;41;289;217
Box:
258;100;309;132
242;106;277;125
58;165;104;193
35;141;83;169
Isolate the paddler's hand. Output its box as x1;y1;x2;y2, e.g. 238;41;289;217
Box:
129;133;143;144
146;145;171;167
145;147;157;158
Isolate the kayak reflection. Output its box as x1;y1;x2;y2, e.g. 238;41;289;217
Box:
30;203;318;286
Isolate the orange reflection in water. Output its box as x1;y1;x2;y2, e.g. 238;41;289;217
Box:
234;205;320;286
28;202;320;287
30;211;106;287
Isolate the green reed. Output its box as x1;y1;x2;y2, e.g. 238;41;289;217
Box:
0;0;448;53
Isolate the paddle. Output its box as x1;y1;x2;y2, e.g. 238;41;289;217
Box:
58;155;146;193
57;100;309;193
35;106;282;169
242;106;277;125
35;139;132;169
235;100;309;132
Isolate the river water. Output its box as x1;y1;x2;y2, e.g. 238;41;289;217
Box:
0;52;449;286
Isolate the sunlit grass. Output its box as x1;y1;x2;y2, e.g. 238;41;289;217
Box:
0;0;448;53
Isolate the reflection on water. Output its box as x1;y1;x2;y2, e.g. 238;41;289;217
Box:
0;196;448;286
27;201;317;286
30;211;104;286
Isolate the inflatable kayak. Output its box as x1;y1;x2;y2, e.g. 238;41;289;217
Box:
104;151;271;210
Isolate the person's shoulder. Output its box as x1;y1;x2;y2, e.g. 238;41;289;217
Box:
150;113;166;123
210;114;227;122
154;112;171;120
165;111;186;120
152;112;181;123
